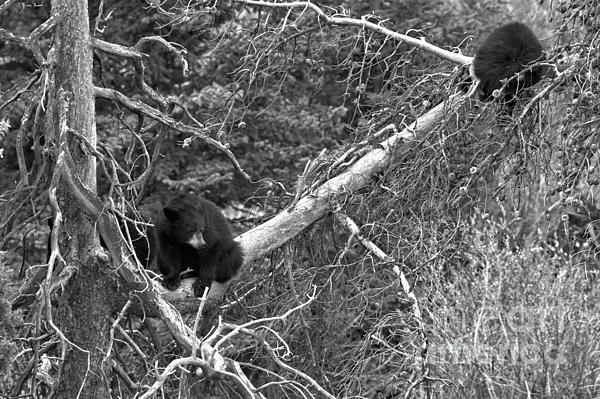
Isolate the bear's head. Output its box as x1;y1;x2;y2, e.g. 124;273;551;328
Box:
162;196;206;249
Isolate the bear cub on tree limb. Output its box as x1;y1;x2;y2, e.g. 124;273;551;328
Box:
154;193;243;297
472;21;544;108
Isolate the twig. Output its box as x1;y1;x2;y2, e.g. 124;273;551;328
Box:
283;245;317;367
191;287;210;358
135;107;169;205
0;0;19;14
102;299;132;366
138;357;214;399
288;148;327;211
262;340;337;399
0;73;41;112
336;212;429;394
212;286;317;349
115;325;149;373
111;359;139;391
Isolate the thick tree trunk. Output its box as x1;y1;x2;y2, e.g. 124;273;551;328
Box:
53;258;123;398
44;0;110;397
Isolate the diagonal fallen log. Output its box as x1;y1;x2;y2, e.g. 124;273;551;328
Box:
237;95;462;264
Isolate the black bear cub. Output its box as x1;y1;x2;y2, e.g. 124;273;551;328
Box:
154;193;243;297
473;22;544;107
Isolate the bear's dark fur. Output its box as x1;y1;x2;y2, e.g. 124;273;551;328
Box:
473;22;544;106
153;193;243;296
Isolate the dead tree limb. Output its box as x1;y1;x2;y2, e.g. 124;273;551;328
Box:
237;95;463;264
234;0;471;66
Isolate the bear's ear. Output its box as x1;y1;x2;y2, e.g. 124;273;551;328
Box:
163;207;180;221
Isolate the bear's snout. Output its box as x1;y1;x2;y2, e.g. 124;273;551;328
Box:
187;232;206;249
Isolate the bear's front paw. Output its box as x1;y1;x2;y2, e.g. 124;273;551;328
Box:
162;277;181;291
192;280;211;297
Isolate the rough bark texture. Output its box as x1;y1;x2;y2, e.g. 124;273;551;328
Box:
53;258;124;398
46;0;109;397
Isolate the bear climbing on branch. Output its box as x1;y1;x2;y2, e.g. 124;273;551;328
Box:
154;193;243;297
472;21;545;109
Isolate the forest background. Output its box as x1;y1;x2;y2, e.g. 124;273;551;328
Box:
1;0;600;398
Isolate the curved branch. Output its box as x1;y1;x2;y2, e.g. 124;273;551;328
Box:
94;86;251;182
0;7;63;65
93;37;188;109
137;357;213;399
235;0;472;65
92;38;142;59
93;38;167;108
134;35;189;76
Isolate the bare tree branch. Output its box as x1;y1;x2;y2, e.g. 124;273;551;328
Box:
237;94;464;265
0;8;62;65
234;0;472;65
94;86;251;182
